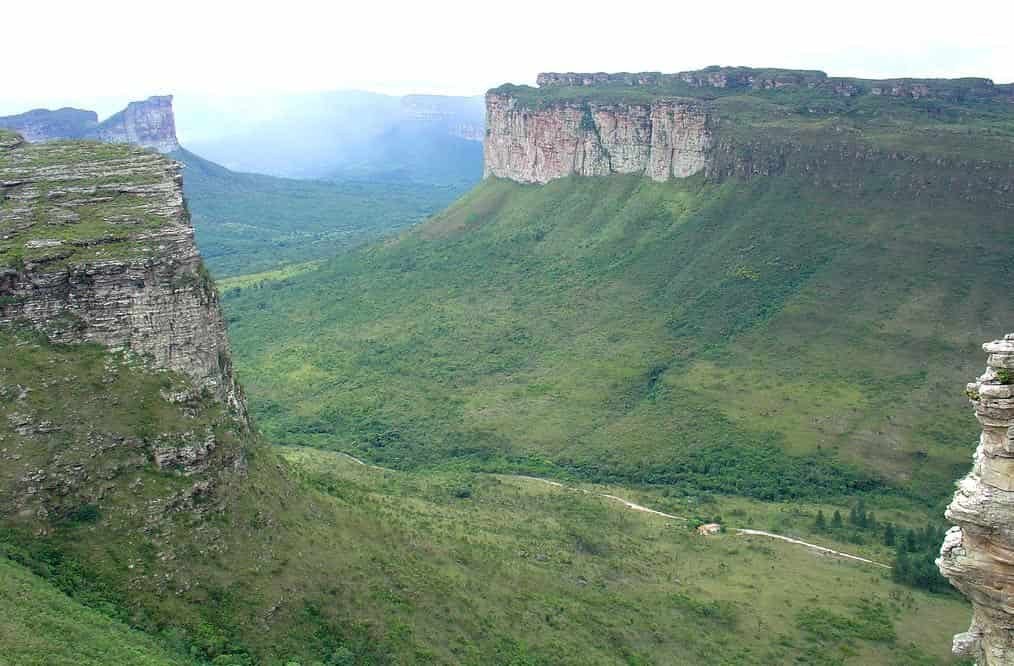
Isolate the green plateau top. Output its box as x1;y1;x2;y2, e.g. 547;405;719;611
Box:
0;133;186;270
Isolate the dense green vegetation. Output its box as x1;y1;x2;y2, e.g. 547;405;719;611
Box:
0;554;198;665
0;328;972;664
223;167;1012;521
175;149;470;277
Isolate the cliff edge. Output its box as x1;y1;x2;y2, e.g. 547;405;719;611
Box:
939;334;1014;664
485;67;1014;188
0;96;179;153
484;93;711;183
0;129;240;413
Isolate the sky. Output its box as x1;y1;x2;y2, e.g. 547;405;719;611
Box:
2;0;1013;118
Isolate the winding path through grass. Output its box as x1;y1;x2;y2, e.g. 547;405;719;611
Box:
338;453;891;570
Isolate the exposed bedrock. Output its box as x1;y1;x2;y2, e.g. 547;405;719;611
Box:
939;334;1014;664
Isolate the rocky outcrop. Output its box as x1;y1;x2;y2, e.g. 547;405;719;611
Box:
486;69;1014;191
0;132;242;415
938;334;1014;664
93;96;179;153
0;96;179;153
484;93;712;183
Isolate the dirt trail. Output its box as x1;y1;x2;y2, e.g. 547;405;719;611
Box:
339;454;891;570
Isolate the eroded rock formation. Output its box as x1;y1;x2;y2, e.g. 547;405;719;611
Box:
0;96;179;153
484;93;712;183
938;333;1014;664
0;133;241;415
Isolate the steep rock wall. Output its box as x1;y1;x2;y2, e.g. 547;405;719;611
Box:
939;334;1014;664
0;96;179;153
0;133;241;415
94;96;179;153
484;92;711;183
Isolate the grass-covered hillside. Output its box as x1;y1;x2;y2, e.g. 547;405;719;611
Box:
0;554;200;666
223;163;1013;515
175;148;469;277
0;327;971;665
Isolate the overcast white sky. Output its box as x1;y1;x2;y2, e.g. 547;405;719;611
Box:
3;0;1013;117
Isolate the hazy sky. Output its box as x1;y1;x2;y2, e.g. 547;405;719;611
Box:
3;0;1012;117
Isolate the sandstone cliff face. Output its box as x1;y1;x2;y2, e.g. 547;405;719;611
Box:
0;132;241;415
0;96;179;153
94;96;180;153
938;334;1014;664
484;93;711;183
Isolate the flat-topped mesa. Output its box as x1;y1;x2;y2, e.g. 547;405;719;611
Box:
0;96;180;153
536;67;1014;102
485;68;1014;189
0;131;242;417
938;333;1014;664
484;93;712;184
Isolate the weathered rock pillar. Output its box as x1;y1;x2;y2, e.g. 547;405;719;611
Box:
938;333;1014;664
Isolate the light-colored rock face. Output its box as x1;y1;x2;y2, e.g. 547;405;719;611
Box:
95;96;180;153
0;134;242;416
484;93;712;184
938;334;1014;665
0;96;179;153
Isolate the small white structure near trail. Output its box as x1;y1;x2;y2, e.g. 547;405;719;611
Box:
696;523;721;536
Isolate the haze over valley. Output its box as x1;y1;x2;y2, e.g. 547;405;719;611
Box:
2;3;1014;664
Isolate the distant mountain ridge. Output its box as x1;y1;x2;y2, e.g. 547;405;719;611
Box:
0;96;179;152
534;66;1014;101
178;90;485;183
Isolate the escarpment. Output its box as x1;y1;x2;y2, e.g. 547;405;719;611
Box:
484;93;712;183
0;96;179;153
939;334;1014;664
0;131;241;414
536;67;1014;102
485;68;1014;197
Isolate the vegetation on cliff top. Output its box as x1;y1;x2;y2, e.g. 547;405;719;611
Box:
0;137;181;270
491;78;1014;164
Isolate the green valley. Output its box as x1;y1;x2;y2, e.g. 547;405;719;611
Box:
4;58;1013;664
224;167;1012;511
175;148;470;277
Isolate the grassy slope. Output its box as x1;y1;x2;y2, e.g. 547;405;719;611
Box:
0;555;197;666
175;148;472;277
223;170;1013;513
281;446;971;665
0;328;971;665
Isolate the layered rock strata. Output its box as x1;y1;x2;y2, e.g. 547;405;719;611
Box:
0;96;179;153
0;132;242;414
484;93;712;183
938;333;1014;664
93;96;179;153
